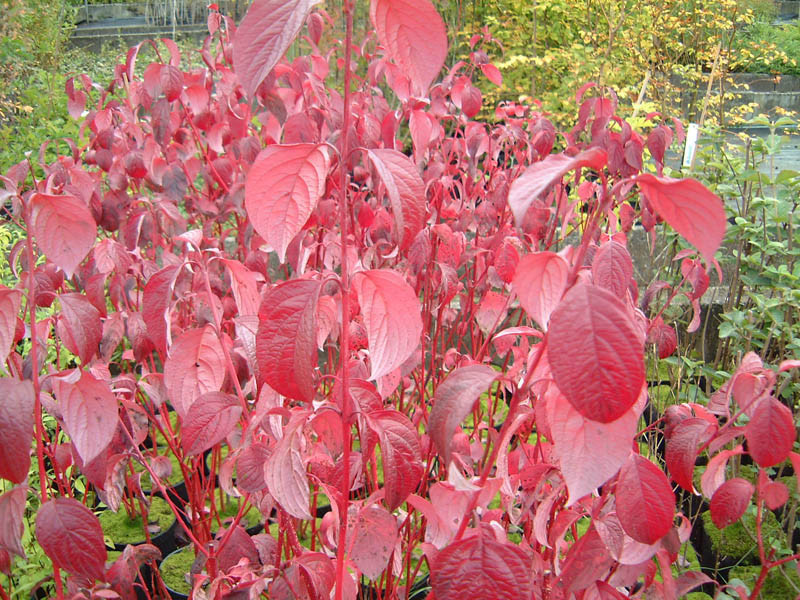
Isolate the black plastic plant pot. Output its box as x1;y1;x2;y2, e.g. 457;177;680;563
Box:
99;496;179;557
159;546;195;600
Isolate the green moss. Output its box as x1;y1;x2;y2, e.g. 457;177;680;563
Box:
729;564;800;599
685;593;713;600
137;450;185;492
99;496;175;546
701;510;782;564
160;546;196;595
211;491;261;531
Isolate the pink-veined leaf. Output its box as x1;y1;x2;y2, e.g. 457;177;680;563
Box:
0;287;21;366
405;494;450;548
245;144;330;263
142;265;181;356
558;526;615;595
367;149;427;252
636;174;726;265
164;325;226;417
53;372;117;466
508;148;607;226
0;379;33;484
265;418;311;519
30;193;97;279
665;418;716;492
349;504;399;581
352;269;422;381
0;486;26;558
256;278;321;403
549;283;645;423
745;396;795;467
547;387;639;505
56;293;101;364
233;0;320;98
710;478;753;529
431;530;532;600
429;365;497;466
221;259;261;317
512;252;568;329
236;442;271;493
700;446;744;499
370;0;448;97
592;240;633;298
181;392;242;457
36;498;107;580
159;64;183;102
367;410;423;511
615;454;675;544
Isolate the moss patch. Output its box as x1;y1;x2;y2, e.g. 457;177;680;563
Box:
729;564;800;599
99;496;175;546
211;490;261;531
160;546;196;596
137;450;185;492
701;510;782;564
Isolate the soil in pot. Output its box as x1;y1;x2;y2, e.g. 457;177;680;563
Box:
99;495;178;555
159;546;198;600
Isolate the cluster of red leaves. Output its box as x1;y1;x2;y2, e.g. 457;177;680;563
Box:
0;0;798;599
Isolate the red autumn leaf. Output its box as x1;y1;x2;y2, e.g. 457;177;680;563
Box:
256;279;321;403
30;193;97;279
636;174;726;265
647;318;678;359
56;293;101;364
367;410;423;511
352;269;422;381
216;525;259;572
0;286;21;366
665;418;716;492
0;379;34;484
429;365;497;466
236;442;272;492
348;504;399;581
53;372;117;465
745;396;795;467
181;392;242;457
142;265;181;356
431;530;532;600
548;283;645;423
0;486;26;558
245;144;330;263
370;0;448;97
512;251;568;329
547;388;639;504
763;481;790;510
159;64;183;102
508;148;607;226
265;419;311;519
710;478;753;529
558;526;615;595
367;149;427;252
615;454;675;544
233;0;320;98
592;240;633;298
700;446;744;499
221;259;261;317
480;63;502;86
36;498;107;580
164;325;226;417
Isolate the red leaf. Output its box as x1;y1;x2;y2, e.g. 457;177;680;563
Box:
36;498;107;580
367;410;423;511
592;240;633;298
710;478;753;529
164;325;226;417
265;418;311;519
221;259;261;317
352;270;422;381
256;279;321;403
56;293;101;364
480;63;502;86
547;388;639;504
0;486;26;558
431;530;532;600
763;481;789;510
245;144;330;263
142;265;180;356
558;526;615;595
745;397;795;467
636;174;726;265
236;442;271;492
512;252;568;329
367;149;427;252
370;0;448;96
0;379;33;484
181;392;242;457
615;454;675;544
548;283;645;423
349;504;399;580
159;64;183;102
700;446;744;499
508;148;607;226
665;418;716;492
0;286;21;366
647;318;678;359
53;372;117;465
233;0;320;98
429;365;497;466
30;193;97;278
